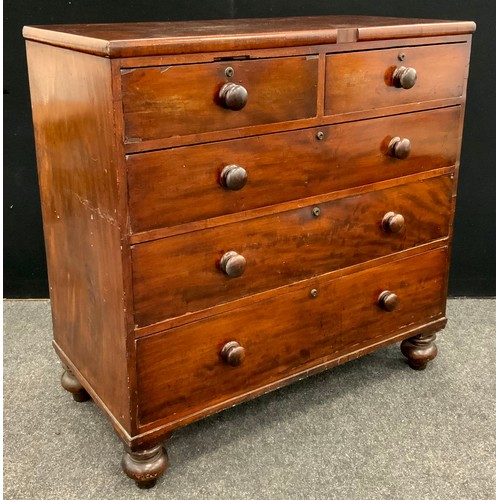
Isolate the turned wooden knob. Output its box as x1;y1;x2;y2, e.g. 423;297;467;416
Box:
221;341;246;366
219;82;248;110
392;66;417;89
388;137;411;159
220;251;247;277
220;164;248;190
378;290;400;312
382;211;405;233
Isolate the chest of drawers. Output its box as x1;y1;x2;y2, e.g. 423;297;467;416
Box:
24;15;475;488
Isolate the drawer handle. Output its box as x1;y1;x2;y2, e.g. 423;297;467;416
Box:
382;212;405;234
220;164;248;190
221;341;246;366
219;82;248;111
392;66;417;89
388;137;411;159
378;290;400;312
220;251;247;277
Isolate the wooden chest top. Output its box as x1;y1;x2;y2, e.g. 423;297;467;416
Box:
23;16;475;57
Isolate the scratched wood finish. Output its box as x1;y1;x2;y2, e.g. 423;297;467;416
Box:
23;17;475;58
132;174;453;327
25;41;132;431
128;105;460;233
325;43;470;115
121;56;318;142
136;247;447;425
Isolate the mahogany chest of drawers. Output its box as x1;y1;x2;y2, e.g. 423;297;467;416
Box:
24;16;475;488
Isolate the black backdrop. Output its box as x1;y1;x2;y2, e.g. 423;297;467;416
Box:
4;1;495;297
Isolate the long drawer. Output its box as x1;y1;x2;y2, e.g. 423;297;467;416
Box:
325;43;469;115
128;106;461;233
121;56;318;143
136;247;447;425
132;174;453;327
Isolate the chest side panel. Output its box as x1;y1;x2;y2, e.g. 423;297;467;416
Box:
26;41;132;433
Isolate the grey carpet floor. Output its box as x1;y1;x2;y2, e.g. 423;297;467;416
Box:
3;299;495;500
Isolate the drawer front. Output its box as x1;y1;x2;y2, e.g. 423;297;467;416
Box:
325;43;469;115
136;247;447;425
132;175;453;327
128;106;460;233
121;56;318;142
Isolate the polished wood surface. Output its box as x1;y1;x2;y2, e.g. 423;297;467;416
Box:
325;43;470;115
338;250;446;345
23;16;475;57
134;239;449;339
25;41;132;432
130;167;455;245
136;247;446;425
123;97;466;155
136;316;447;443
127;106;460;233
121;56;318;142
24;17;474;486
132;174;453;326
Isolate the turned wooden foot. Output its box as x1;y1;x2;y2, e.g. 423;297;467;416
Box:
61;367;91;402
121;443;169;489
401;333;438;370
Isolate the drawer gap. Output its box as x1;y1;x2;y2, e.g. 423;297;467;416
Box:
213;55;251;61
325;39;467;55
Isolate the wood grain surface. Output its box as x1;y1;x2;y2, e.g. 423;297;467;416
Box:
121;56;318;142
136;247;447;425
23;16;475;57
325;42;470;115
132;174;453;327
128;105;461;233
25;41;132;431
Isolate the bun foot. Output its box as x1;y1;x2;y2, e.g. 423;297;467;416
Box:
61;368;90;402
401;333;438;370
122;444;169;488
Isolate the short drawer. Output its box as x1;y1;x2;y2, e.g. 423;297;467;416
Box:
132;174;453;327
136;247;447;425
325;43;469;115
121;56;318;143
128;106;461;233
